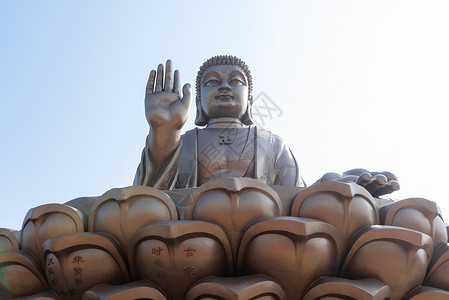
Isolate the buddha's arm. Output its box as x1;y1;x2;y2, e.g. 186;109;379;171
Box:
272;136;305;187
133;135;182;189
134;60;191;187
144;60;191;169
147;126;182;168
315;169;400;197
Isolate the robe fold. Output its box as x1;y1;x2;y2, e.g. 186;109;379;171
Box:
134;126;305;189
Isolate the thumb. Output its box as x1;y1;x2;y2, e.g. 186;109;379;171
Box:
181;83;192;108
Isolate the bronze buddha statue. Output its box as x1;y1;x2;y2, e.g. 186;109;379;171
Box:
134;55;398;198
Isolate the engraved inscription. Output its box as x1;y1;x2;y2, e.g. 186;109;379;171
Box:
68;254;85;295
74;277;84;286
72;255;84;264
152;258;164;268
184;266;196;276
47;257;54;266
219;134;233;145
73;267;84;276
184;247;196;257
152;247;163;255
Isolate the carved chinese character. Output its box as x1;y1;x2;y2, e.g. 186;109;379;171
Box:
152;247;163;255
74;277;85;286
47;257;54;266
73;267;84;276
219;134;233;145
184;247;196;257
72;255;84;264
183;266;195;276
152;258;164;268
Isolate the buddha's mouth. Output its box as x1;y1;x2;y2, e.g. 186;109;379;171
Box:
215;94;234;100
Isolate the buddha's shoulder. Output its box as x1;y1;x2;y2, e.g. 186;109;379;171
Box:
255;127;287;144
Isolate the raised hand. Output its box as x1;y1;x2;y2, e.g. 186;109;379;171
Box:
144;60;191;169
317;168;400;197
145;60;191;130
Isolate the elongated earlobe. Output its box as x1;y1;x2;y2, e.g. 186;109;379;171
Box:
194;98;208;126
241;100;255;125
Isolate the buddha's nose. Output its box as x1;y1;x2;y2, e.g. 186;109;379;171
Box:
218;82;231;91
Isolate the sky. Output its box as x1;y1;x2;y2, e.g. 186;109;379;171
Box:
1;0;448;230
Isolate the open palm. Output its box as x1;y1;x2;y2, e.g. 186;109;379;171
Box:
145;60;191;130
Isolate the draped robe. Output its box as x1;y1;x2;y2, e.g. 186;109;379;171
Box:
134;126;305;189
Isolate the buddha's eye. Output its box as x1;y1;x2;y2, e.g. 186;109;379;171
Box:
204;76;220;86
229;75;245;86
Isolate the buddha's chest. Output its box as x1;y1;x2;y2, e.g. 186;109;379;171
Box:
196;128;255;183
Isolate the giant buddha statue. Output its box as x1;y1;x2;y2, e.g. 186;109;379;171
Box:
134;56;303;189
1;56;449;300
134;55;398;198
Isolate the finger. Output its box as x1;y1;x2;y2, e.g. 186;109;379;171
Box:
180;83;192;109
343;168;369;177
173;70;180;95
146;70;156;95
155;63;164;92
380;171;398;182
336;175;359;183
372;180;400;197
356;172;372;186
364;174;387;195
164;60;173;92
319;172;342;182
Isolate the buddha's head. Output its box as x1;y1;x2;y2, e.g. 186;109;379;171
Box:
195;55;254;126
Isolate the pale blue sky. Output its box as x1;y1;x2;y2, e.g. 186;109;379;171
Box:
1;1;449;229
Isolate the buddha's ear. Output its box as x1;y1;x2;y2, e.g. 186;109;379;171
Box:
194;97;208;126
241;98;255;126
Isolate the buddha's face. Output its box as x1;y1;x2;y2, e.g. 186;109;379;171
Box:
200;64;249;120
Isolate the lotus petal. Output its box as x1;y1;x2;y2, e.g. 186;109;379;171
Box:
21;204;85;264
382;198;447;248
185;274;286;300
41;232;130;299
341;225;433;300
185;177;282;257
129;220;232;300
0;250;48;298
80;280;167;300
89;186;177;256
64;196;98;228
236;217;340;299
424;243;449;290
0;228;20;252
291;181;378;261
303;277;392;300
14;290;62;299
405;286;449;300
